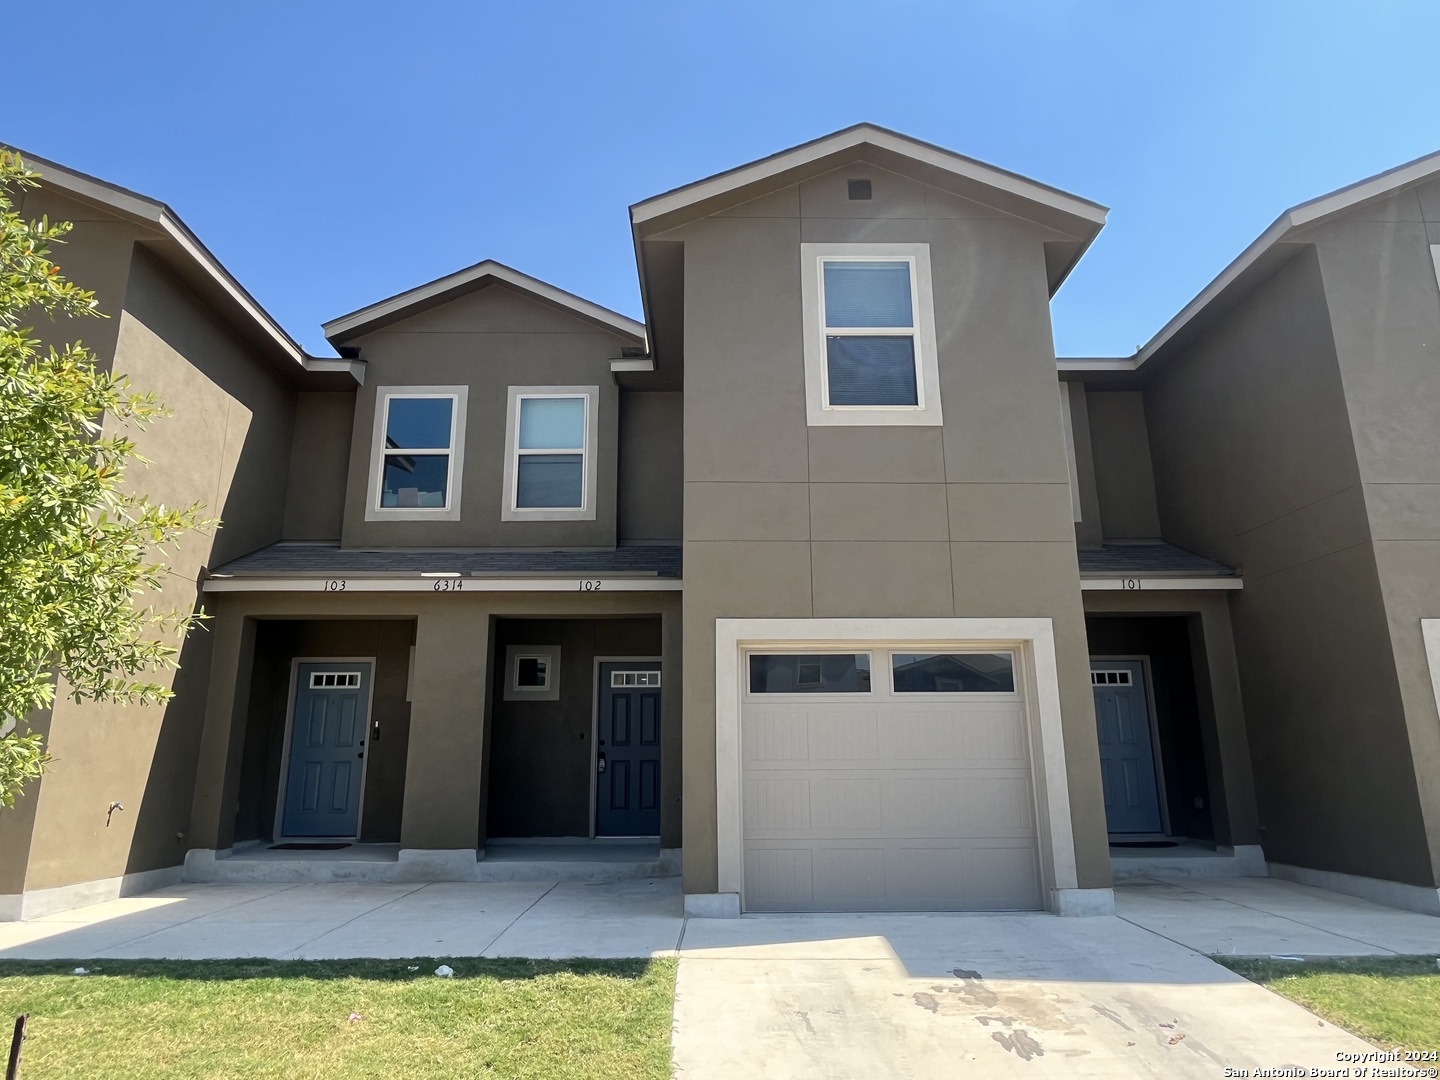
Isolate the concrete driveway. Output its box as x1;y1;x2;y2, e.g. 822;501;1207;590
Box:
0;875;1435;1077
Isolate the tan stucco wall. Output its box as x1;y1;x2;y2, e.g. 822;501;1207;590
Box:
337;284;630;549
1087;391;1161;539
190;590;683;854
10;244;297;894
618;391;683;542
1303;181;1440;885
659;161;1111;894
283;392;356;540
1147;245;1435;886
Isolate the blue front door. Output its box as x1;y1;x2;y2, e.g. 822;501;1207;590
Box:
1092;660;1163;835
596;662;662;837
281;662;371;838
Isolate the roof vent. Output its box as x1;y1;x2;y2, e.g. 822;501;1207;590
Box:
847;179;872;201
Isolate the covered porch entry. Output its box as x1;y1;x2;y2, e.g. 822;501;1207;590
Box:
184;586;682;884
1082;587;1265;878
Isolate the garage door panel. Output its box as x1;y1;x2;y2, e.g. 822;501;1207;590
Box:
741;656;1041;911
745;839;1041;912
743;778;811;832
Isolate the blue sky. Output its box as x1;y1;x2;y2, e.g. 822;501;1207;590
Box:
13;1;1440;356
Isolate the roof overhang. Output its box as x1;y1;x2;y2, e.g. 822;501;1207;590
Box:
11;150;353;385
1061;146;1440;382
631;123;1107;248
322;259;647;347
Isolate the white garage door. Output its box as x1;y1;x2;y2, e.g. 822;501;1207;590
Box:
741;648;1042;912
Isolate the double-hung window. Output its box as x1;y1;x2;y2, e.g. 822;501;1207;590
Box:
800;243;941;426
367;386;467;521
502;386;599;521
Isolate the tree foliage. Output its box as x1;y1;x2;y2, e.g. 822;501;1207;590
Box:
0;149;210;807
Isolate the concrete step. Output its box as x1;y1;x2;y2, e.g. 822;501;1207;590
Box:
1111;843;1267;881
183;845;681;885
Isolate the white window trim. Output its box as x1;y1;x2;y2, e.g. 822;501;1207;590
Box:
800;242;942;427
501;385;599;522
503;644;562;702
365;385;468;522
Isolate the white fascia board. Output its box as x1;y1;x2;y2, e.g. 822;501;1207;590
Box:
302;357;366;383
203;576;683;593
1080;577;1242;591
610;356;655;372
631;124;1107;229
322;260;647;344
1056;357;1138;373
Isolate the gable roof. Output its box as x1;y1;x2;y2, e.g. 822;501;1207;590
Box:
322;259;647;346
631;122;1107;241
9;148;349;380
1061;146;1440;377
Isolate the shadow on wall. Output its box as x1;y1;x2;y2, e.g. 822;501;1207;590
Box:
116;245;302;877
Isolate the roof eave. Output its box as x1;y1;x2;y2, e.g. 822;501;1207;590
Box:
322;259;647;346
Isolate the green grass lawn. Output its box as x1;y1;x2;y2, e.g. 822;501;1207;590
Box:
0;957;676;1079
1216;955;1440;1050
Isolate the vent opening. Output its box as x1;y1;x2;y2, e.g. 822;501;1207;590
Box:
847;179;872;201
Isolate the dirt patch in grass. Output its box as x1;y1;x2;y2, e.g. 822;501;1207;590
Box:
1216;955;1440;1051
0;957;676;1079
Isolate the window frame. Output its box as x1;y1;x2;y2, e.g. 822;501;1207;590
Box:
501;385;600;522
504;644;562;702
800;242;942;427
365;385;468;522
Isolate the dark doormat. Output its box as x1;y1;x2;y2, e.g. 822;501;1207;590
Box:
1109;840;1179;848
268;842;352;851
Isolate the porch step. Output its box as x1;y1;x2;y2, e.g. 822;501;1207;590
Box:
182;844;681;885
1111;843;1267;881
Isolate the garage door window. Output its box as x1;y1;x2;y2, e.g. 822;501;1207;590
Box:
891;652;1015;694
748;653;871;694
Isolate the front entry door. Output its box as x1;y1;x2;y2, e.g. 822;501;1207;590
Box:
281;662;371;838
1091;660;1163;835
596;661;661;836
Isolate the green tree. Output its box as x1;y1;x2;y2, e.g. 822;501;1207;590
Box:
0;149;209;807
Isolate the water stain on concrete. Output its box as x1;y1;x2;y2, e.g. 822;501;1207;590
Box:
990;1029;1045;1060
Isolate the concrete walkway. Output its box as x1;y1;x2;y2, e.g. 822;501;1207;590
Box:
0;875;1435;1077
1117;875;1440;956
0;879;684;961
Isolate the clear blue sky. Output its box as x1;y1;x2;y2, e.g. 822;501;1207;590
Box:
13;1;1440;357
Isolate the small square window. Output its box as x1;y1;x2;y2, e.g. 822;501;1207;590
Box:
504;644;562;701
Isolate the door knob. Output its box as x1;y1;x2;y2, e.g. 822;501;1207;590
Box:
597;752;606;773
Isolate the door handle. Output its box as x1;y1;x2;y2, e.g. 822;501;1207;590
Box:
597;752;606;774
357;751;364;759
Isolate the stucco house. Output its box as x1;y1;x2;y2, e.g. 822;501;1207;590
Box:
4;124;1440;921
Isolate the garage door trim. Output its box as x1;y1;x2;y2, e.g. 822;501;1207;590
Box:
714;618;1079;913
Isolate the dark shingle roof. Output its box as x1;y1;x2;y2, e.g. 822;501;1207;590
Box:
211;543;681;578
1077;542;1235;577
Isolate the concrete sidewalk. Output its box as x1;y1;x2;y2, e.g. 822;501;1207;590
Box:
0;878;684;961
0;875;1435;1078
1116;875;1440;956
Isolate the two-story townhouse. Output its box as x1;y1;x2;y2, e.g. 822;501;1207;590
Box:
5;124;1440;921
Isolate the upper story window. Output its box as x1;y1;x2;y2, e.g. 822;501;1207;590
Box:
800;243;942;427
365;386;468;522
501;385;599;521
